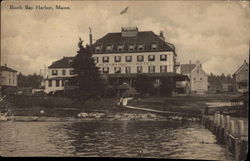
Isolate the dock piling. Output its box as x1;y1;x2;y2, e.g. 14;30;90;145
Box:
230;120;235;135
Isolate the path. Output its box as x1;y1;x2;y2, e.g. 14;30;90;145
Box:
119;97;183;115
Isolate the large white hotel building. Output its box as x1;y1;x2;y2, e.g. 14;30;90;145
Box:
44;27;188;94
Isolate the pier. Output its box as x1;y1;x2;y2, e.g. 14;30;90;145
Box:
201;110;248;161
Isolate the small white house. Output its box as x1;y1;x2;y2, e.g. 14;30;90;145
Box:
44;57;75;94
180;61;208;94
0;64;17;87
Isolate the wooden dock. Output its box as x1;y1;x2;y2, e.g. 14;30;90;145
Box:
201;111;248;161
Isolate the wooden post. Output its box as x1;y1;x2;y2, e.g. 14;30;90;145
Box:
214;113;217;124
235;138;240;161
220;115;224;128
237;120;244;139
230;120;235;135
226;115;230;131
220;115;224;139
201;109;205;124
234;120;244;161
217;114;221;127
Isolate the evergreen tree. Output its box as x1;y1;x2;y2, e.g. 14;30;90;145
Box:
17;72;43;88
70;38;105;110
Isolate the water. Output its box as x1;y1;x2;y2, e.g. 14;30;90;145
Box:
0;120;232;159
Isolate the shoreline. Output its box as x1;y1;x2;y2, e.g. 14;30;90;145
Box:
1;113;201;122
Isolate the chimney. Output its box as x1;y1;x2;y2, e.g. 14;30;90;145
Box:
159;31;165;40
89;27;93;46
244;59;246;64
189;60;191;64
5;64;7;67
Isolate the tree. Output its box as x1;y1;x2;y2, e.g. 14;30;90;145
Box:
17;73;43;88
70;38;105;110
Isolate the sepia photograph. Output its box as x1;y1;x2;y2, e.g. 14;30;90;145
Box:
0;0;249;159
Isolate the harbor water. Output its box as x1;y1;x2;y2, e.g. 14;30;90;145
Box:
0;120;233;159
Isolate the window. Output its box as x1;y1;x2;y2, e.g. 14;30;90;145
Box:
94;57;99;63
200;77;202;80
106;45;112;52
137;66;143;73
62;70;66;75
56;80;60;87
117;45;124;52
197;70;199;74
125;56;132;62
13;79;15;84
114;67;121;74
9;79;11;84
129;44;135;51
151;44;157;50
103;56;109;63
70;70;74;75
137;44;144;51
148;66;155;73
160;66;167;72
103;67;109;74
114;56;121;62
49;80;52;87
148;55;155;61
61;80;65;87
125;66;131;73
160;55;167;61
52;70;58;76
95;46;101;53
137;55;144;62
194;77;196;81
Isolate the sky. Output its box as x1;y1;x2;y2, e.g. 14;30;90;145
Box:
1;0;250;75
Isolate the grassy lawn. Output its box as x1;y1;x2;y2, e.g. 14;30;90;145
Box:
128;93;240;114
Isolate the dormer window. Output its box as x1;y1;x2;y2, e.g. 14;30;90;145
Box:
151;44;157;50
95;46;101;53
106;45;113;52
137;44;144;51
117;44;124;52
129;44;135;51
114;56;121;62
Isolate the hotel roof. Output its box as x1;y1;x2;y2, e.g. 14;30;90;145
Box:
48;57;74;68
91;28;176;55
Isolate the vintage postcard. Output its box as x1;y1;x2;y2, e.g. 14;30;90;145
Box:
0;0;249;159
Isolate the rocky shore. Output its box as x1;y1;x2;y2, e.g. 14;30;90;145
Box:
1;112;201;122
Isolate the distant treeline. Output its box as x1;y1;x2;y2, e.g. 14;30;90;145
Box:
208;73;235;89
17;73;43;89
